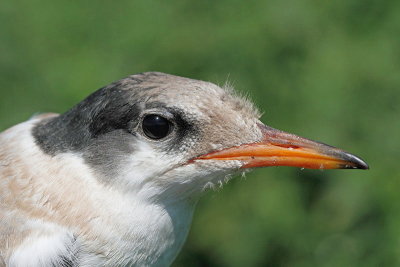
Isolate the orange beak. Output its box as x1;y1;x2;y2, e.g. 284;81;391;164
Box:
194;124;369;170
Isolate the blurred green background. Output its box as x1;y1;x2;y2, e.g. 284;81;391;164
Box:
1;0;399;266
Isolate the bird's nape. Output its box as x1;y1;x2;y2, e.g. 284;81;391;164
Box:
192;123;369;170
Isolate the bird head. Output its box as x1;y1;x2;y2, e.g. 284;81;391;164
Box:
33;72;368;202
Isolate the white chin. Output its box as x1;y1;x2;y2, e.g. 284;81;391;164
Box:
162;159;245;194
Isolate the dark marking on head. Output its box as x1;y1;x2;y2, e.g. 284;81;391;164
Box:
32;72;185;155
33;84;140;155
32;72;205;180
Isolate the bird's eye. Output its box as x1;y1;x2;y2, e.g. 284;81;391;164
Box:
142;114;172;140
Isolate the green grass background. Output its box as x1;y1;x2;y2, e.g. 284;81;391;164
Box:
1;0;399;266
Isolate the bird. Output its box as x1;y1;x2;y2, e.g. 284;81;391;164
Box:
0;72;368;267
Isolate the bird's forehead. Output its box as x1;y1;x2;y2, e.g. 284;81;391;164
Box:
124;72;260;121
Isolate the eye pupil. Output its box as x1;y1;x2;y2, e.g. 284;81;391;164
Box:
142;115;171;139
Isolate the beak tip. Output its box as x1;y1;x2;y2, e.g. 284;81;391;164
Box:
360;161;370;170
340;153;369;170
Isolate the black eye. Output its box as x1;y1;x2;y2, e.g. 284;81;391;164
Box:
142;114;172;140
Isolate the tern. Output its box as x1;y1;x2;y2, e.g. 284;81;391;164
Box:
0;72;368;266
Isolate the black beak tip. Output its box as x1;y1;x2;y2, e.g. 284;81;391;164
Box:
341;153;369;170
